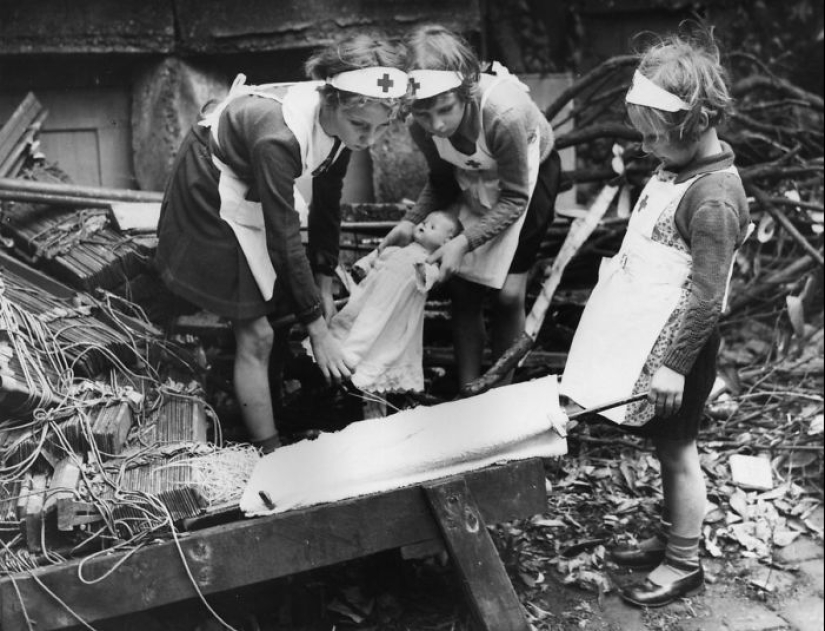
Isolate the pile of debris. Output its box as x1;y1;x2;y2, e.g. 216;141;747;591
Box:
0;94;266;575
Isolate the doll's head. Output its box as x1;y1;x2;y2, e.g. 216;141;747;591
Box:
413;210;463;252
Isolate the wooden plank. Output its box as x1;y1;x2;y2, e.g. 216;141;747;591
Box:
424;478;531;631
0;459;546;631
0;93;42;158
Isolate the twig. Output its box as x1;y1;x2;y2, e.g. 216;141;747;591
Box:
555;123;640;150
761;196;824;214
748;184;825;266
544;54;638;122
703;441;823;452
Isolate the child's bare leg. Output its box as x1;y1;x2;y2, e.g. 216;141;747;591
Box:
450;277;486;388
233;316;281;452
621;436;705;605
490;272;529;386
650;437;704;582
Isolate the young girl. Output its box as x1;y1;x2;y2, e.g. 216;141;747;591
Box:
315;210;461;402
155;35;408;452
381;25;561;390
561;32;751;607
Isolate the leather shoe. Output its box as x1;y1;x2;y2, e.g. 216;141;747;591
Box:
620;562;704;608
609;545;665;569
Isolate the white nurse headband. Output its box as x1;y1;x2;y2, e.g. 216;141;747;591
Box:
625;70;691;112
408;69;464;100
326;67;409;99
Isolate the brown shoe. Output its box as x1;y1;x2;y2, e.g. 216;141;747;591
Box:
620;561;704;608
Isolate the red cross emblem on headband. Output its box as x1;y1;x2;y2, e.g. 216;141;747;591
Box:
466;159;482;169
376;73;395;93
409;78;421;95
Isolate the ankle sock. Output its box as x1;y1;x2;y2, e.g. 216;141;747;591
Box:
648;533;700;585
252;433;282;454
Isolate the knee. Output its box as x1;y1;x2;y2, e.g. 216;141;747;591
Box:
235;319;274;362
655;439;699;473
494;284;526;315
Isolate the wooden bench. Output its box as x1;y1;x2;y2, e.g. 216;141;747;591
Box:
0;458;547;631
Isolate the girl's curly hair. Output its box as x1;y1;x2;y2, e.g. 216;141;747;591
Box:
628;27;732;143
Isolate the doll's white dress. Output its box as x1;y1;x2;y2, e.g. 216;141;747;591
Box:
330;243;439;393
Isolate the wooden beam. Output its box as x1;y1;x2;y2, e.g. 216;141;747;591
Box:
424;478;531;631
0;459;546;631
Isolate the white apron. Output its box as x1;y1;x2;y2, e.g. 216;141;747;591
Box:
198;75;344;300
432;70;540;289
561;166;740;425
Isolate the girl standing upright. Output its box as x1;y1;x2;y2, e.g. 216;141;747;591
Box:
155;35;408;452
561;31;751;606
381;25;561;390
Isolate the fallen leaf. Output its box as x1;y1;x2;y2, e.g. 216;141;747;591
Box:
772;530;801;547
729;489;750;518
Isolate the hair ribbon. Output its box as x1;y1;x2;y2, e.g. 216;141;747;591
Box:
625;70;691;112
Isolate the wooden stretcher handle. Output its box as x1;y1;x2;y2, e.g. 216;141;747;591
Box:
567;392;650;420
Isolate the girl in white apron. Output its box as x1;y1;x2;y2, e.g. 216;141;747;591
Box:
155;35;408;453
561;33;751;607
381;25;561;389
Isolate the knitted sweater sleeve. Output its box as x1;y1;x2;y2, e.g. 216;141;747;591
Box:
662;173;748;374
460;103;536;249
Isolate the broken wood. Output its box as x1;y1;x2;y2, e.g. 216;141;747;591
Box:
748;184;825;267
0;109;48;178
0;94;46;169
0;177;163;204
0;460;546;631
424;478;530;631
460;183;620;398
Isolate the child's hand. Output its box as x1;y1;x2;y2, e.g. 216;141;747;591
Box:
379;220;416;251
427;234;469;282
306;317;353;384
648;365;685;418
314;273;338;322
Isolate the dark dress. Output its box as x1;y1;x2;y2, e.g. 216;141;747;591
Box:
155;90;349;322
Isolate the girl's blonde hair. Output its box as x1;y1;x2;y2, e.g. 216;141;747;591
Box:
405;25;481;109
628;30;732;143
305;34;408;114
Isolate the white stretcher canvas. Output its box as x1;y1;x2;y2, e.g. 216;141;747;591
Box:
241;375;568;516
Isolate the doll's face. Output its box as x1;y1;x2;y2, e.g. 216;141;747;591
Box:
411;91;465;138
414;212;458;251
